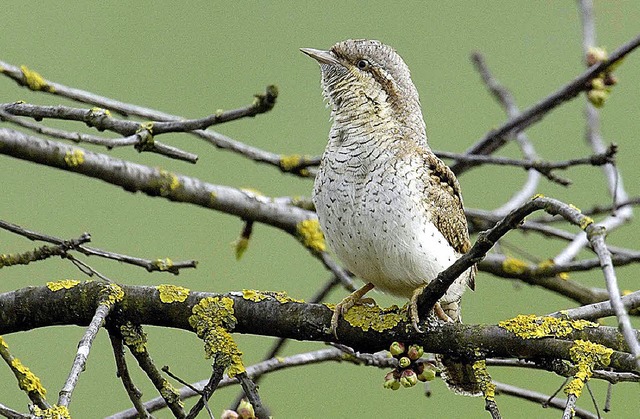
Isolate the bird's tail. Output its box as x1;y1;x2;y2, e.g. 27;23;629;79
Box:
439;299;483;396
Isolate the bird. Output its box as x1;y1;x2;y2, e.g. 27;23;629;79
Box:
301;39;479;395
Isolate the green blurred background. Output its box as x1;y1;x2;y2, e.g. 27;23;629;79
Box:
2;1;639;417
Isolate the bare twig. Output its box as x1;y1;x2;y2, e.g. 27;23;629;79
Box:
236;373;268;419
0;403;29;419
0;219;197;275
470;51;543;214
548;290;640;321
450;33;640;174
494;381;596;419
0;60;313;176
554;0;634;265
0;107;198;163
108;330;152;419
185;355;226;419
589;228;640;367
58;287;119;407
436;145;615;186
122;324;186;419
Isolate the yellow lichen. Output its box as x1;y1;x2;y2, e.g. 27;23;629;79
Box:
568;204;582;213
279;154;311;175
0;336;7;349
120;322;147;353
472;360;496;401
88;107;111;118
564;340;613;397
20;65;55;92
501;257;529;275
157;169;181;196
153;258;174;271
189;297;245;377
498;314;598;339
64;149;85;167
32;405;70;419
531;193;545;200
242;289;269;302
579;216;594;230
157;284;190;303
11;358;47;397
100;283;124;306
536;260;569;280
210;191;217;205
241;289;303;304
343;304;406;332
296;219;326;252
279;154;302;171
46;279;81;292
160;381;184;407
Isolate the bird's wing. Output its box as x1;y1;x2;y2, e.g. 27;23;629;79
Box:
420;151;476;289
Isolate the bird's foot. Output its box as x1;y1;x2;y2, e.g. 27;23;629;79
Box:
410;286;454;333
330;282;375;339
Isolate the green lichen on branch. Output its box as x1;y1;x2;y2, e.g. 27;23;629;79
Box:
242;289;304;304
498;314;597;339
64;149;85;167
153;258;174;272
32;405;70;419
296;219;326;252
343;304;406;332
188;297;245;377
279;154;312;176
472;360;496;401
11;358;47;397
20;65;55;92
501;257;528;275
155;169;181;197
564;339;613;398
99;283;124;307
46;279;81;292
120;322;147;353
160;381;184;408
252;84;278;113
157;284;190;303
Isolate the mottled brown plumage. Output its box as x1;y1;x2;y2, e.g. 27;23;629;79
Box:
302;39;479;395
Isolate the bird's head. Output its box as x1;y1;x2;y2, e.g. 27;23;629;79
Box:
301;39;424;137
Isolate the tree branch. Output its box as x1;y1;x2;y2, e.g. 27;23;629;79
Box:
450;32;640;174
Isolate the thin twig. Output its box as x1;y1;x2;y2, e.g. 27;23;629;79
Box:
548;290;640;321
0;107;198;163
494;381;596;419
108;330;152;419
185;355;226;419
58;294;116;407
450;33;640;174
436;145;615;186
589;227;640;368
470;51;543;214
555;0;634;265
0;219;197;275
0;403;29;419
0;338;49;410
236;373;268;419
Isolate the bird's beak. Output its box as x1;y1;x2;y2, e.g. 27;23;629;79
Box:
300;47;340;65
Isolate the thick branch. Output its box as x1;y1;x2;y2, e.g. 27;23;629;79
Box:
0;129;312;234
1;283;637;374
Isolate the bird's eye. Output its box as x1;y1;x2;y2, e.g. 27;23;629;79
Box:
356;59;370;70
